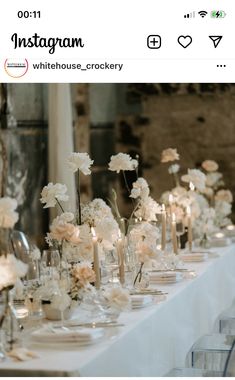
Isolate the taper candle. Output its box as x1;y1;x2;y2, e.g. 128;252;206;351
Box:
187;205;193;252
171;213;178;254
161;204;167;252
91;227;101;289
169;193;174;216
117;230;125;286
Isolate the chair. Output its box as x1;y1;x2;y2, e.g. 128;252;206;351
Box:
223;338;235;376
217;304;235;334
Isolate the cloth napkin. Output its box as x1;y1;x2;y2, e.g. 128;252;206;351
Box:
131;295;153;308
7;347;39;361
31;326;104;343
180;252;207;262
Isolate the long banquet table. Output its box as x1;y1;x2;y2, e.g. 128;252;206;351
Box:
1;244;235;376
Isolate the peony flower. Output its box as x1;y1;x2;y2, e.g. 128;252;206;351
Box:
181;169;206;191
215;189;233;203
50;289;71;312
72;262;96;287
0;197;19;228
130;177;150;200
206;172;223;188
129;221;160;247
202;160;219;172
136;241;158;263
108;153;138;173
40;183;69;208
50;217;80;244
0;254;28;291
168;164;180;174
103;287;131;311
215;200;232;218
134;196;162;222
161;148;179;163
67;152;93;175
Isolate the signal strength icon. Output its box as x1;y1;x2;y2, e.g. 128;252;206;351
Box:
184;11;195;18
198;10;208;18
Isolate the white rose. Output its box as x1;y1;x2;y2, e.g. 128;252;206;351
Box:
202;160;219;172
0;254;28;291
68;152;93;175
206;172;223;187
161;148;179;163
181;169;206;191
130;177;150;200
40;183;69;208
0;197;19;228
108;153;138;173
103;287;131;311
168;164;180;174
215;189;233;203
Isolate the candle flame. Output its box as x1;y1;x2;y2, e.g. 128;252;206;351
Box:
226;225;235;231
189;182;195;191
186;205;191;215
169;193;174;203
91;227;96;238
162;204;166;212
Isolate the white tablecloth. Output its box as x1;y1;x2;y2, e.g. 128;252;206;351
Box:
1;245;235;376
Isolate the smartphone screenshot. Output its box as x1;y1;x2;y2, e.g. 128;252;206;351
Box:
0;0;235;378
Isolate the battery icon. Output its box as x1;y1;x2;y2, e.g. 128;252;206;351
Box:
211;10;226;18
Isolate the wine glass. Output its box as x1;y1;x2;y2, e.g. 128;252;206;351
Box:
41;250;60;283
176;221;185;250
104;248;120;284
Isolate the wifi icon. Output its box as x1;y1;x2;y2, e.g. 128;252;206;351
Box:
198;10;208;18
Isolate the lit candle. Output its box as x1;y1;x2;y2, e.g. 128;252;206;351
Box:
169;193;174;216
187;205;193;252
161;204;167;252
91;227;101;290
117;230;125;286
171;213;178;254
214;232;225;239
189;182;195;192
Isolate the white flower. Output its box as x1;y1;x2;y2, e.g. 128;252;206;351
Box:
72;262;96;287
0;254;28;291
130;178;150;200
30;248;41;261
206;172;223;188
129;222;160;247
168;164;180;174
81;199;113;226
202;160;219;172
134;197;161;222
215;190;233;204
40;183;69;208
68;152;93;175
95;217;119;245
161;148;179;163
215;200;232;218
181;169;206;191
136;241;158;263
51;289;71;312
108;153;138;173
0;197;19;228
103;287;131;311
50;218;80;244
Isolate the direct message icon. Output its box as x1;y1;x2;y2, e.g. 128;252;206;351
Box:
209;36;223;48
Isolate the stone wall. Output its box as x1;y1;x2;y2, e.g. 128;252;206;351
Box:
116;84;235;218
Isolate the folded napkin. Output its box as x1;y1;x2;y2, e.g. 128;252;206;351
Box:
149;271;182;284
131;295;153;308
7;347;39;361
210;237;231;247
180;252;207;262
31;326;104;343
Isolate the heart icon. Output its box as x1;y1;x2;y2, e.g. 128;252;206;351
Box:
178;35;192;48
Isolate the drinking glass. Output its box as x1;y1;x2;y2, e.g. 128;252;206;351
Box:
41;250;60;283
176;221;185;250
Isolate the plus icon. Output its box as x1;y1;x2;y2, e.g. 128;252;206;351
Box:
147;35;161;49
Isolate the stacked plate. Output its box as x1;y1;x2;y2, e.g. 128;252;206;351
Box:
149;271;183;284
31;326;105;346
131;294;153;309
180;252;208;262
210;237;231;247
